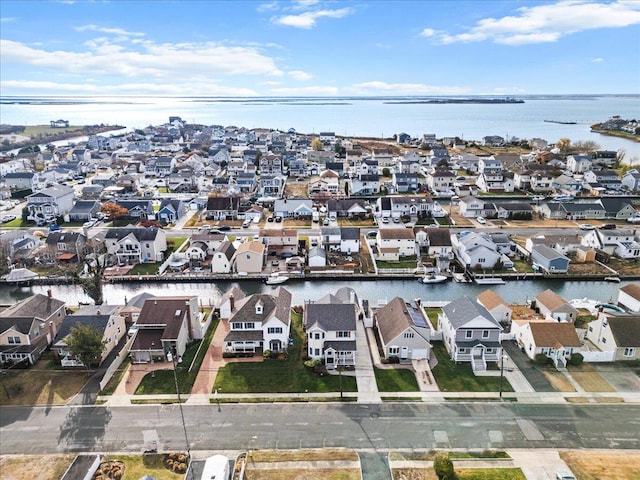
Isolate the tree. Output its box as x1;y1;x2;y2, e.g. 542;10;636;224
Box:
310;138;324;151
433;453;454;479
100;202;129;220
556;138;572;153
78;253;108;305
382;167;391;177
572;140;600;153
64;324;106;370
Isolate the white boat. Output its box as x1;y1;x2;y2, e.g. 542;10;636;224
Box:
419;274;448;284
265;272;289;285
474;277;506;285
604;276;621;283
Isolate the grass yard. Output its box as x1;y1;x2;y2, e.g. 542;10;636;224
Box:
243;468;361;480
430;343;514;393
214;312;357;394
0;455;76;480
22;125;84;137
393;468;439;480
135;318;218;395
542;369;576;392
377;256;418;269
455;468;526;480
568;364;616;392
560;450;640;480
102;454;184;480
424;307;441;329
0;353;91;405
374;367;420;392
251;450;358;462
128;262;161;275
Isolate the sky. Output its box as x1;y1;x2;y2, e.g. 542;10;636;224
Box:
1;0;639;97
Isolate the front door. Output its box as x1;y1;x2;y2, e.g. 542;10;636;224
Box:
401;346;409;360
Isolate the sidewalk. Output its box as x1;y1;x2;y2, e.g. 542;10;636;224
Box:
355;319;381;403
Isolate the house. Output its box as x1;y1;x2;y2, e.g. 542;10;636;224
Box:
224;287;292;354
391;172;419;193
218;287;246;321
3;171;35;190
476;157;514;193
68;200;101;222
327;199;368;218
308;170;340;198
567;155;593;173
308;246;327;267
621;169;640;192
511;320;582;368
451;232;501;270
375;297;432;361
495;202;533;220
52;305;126;367
586;312;640;361
115;199;155;220
376;228;416;261
530;245;570;273
376;196;434;219
348;174;380;196
0;293;66;366
210;241;235;273
26;185;75;225
427;169;456;196
45;231;86;263
340;227;360;254
258;175;286;198
234;172;258;193
476;290;512;325
618;284;640;313
205;196;240;220
273;198;313;218
260;229;299;257
104;227;167;265
599;198;638;220
233;240;265;274
129;296;200;363
438;295;502;371
581;228;640;259
534;289;577;323
458;196;490;218
321;227;341;251
304;300;357;368
157;199;187;224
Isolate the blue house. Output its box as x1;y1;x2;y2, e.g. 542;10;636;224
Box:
157;199;187;224
530;245;570;273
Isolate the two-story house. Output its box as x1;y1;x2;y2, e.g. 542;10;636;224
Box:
581;228;640;259
260;229;299;257
206;196;240;220
233;240;265;274
348;174;380;196
104;227;167;265
26;185;75;225
391;172;419;193
0;293;66;366
376;228;416;261
476;157;514;193
304;299;357;369
224;287;292;354
438;295;502;372
44;231;86;263
210;241;235;273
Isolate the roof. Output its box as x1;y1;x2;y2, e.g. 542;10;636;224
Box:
607;316;640;347
137;296;195;332
532;244;570;262
324;340;357;352
0;316;44;335
424;228;451;246
45;231;84;245
528;322;581;348
340;227;360;240
376;297;430;343
105;227;162;242
379;228;415;240
442;296;500;329
228;287;291;327
620;284;640;301
54;306;118;343
235;241;265;255
215;241;236;261
535;289;571;311
477;290;510;311
306;303;356;331
206;196;240;210
0;293;65;320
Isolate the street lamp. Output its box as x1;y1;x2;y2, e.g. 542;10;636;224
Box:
499;354;508;399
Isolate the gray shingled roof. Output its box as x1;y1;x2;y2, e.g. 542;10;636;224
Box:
306;303;356;331
441;296;500;329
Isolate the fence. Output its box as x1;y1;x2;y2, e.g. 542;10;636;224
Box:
99;335;135;391
580;350;615;363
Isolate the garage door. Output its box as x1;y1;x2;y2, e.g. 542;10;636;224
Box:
411;349;428;360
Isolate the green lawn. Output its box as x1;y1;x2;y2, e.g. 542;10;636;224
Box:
376;256;418;269
455;468;526;480
430;343;514;393
128;263;161;275
213;311;357;394
374;367;419;392
425;307;441;329
135;317;219;395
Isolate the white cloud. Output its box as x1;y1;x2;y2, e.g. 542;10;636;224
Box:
257;2;279;12
268;85;339;95
75;24;146;37
592;57;604;62
1;17;17;23
0;38;284;79
288;70;313;81
274;8;354;28
424;1;640;45
349;81;471;95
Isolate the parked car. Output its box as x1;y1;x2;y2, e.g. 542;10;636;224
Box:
555;471;576;480
83;220;97;228
323;218;330;226
275;216;283;223
267;216;274;223
49;224;61;231
599;223;616;230
477;216;486;224
393;217;401;223
627;215;640;224
579;223;595;230
217;225;231;231
1;215;17;224
242;219;251;228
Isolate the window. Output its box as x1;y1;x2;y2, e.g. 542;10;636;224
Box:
232;322;242;330
8;336;21;344
314;333;320;340
602;338;607;344
458;348;467;354
482;330;490;339
337;331;351;338
314;349;320;356
267;327;282;334
465;330;473;339
624;347;635;357
388;346;399;355
244;322;255;329
404;332;414;339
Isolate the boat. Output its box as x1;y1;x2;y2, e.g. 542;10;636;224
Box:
200;454;230;480
265;272;289;285
474;277;506;285
604;276;621;283
419;274;448;284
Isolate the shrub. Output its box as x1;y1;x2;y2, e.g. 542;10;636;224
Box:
568;353;584;366
387;356;400;364
433;453;454;479
304;359;321;369
534;353;550;366
263;349;271;359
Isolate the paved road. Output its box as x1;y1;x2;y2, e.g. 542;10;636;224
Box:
2;403;640;455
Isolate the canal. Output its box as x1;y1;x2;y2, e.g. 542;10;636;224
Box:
1;278;635;307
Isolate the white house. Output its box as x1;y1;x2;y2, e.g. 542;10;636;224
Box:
581;228;640;259
304;300;357;369
534;289;577;323
476;290;512;325
586;312;640;361
104;227;167;265
451;232;501;270
210;241;235;273
376;228;416;261
618;284;640;313
511;320;582;368
26;185;75;225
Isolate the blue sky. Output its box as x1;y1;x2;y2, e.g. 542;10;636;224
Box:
1;0;639;97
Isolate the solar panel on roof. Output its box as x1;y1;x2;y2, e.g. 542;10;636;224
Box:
407;304;427;328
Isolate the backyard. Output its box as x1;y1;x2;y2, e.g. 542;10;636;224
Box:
213;311;357;394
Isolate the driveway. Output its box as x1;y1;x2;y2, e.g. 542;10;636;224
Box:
503;341;555;392
591;362;640;392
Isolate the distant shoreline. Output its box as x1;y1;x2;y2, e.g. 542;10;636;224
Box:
383;98;524;105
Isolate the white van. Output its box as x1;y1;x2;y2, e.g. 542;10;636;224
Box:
201;454;229;480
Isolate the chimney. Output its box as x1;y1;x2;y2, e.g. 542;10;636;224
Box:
48;321;56;345
47;288;52;298
229;294;235;312
96;310;101;317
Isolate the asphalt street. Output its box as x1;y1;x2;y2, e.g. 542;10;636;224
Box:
2;402;639;455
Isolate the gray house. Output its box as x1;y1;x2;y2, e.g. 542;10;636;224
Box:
68;200;101;222
375;297;432;362
304;301;357;369
438;296;502;372
530;244;570;273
